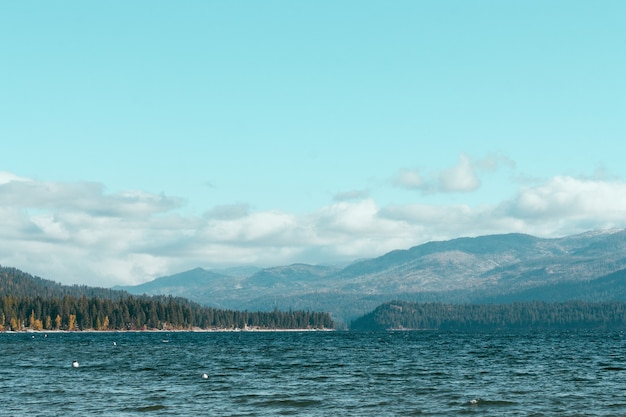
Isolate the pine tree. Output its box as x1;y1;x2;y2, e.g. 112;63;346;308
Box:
29;310;36;329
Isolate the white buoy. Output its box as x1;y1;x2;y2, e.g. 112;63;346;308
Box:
72;361;79;368
201;373;209;379
113;341;117;346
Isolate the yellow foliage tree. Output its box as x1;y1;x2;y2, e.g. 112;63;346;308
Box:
68;314;77;331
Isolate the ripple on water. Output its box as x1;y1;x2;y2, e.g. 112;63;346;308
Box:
122;405;167;412
4;330;626;416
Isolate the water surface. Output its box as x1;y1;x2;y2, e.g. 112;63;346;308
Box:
2;330;626;416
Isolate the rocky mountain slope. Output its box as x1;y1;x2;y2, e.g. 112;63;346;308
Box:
116;229;626;324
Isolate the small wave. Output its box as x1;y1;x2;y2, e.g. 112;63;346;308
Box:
135;366;157;372
251;397;323;408
468;398;516;407
124;405;167;412
603;366;626;371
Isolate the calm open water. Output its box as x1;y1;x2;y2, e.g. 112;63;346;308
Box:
2;330;626;416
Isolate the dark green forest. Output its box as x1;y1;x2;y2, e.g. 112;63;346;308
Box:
0;266;129;300
0;266;333;331
350;300;626;331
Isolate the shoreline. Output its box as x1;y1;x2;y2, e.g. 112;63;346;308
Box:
2;327;335;334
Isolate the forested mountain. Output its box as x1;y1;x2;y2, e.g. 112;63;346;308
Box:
350;300;626;331
1;266;127;299
119;229;626;323
0;266;333;331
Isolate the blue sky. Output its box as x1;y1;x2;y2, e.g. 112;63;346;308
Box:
1;1;625;286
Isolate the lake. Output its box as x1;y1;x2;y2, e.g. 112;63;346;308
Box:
2;330;626;416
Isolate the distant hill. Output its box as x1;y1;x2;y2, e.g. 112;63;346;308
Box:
478;268;626;303
116;229;626;324
350;300;626;331
115;267;233;302
0;265;127;300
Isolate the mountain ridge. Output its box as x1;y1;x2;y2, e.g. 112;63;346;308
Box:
117;229;626;324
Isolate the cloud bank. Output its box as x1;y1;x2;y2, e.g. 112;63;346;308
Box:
394;153;515;193
0;168;624;287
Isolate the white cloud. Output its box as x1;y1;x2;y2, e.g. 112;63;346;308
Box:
0;175;187;286
0;171;30;184
1;172;625;288
502;176;626;234
384;176;626;238
394;152;515;194
205;210;300;245
438;153;481;192
0;177;182;217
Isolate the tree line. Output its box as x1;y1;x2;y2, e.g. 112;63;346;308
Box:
350;300;626;331
0;294;334;331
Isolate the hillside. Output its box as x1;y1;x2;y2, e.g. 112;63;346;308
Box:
116;229;626;324
0;266;334;331
350;300;626;331
1;266;128;300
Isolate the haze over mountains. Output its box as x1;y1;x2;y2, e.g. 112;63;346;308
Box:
116;229;626;324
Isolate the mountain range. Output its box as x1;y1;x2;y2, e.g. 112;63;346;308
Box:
115;229;626;325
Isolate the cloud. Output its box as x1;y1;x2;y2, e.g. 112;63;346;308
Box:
383;176;626;238
0;171;30;184
502;176;626;234
204;204;250;220
333;189;370;202
0;177;182;218
394;153;515;193
476;153;516;172
392;169;425;190
205;210;301;245
0;175;186;286
1;172;625;288
438;153;481;192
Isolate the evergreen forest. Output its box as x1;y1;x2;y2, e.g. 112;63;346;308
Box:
0;266;334;331
350;300;626;331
